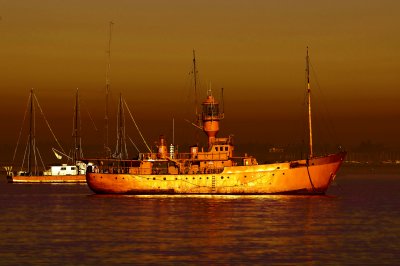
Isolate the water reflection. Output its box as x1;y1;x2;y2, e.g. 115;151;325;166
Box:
0;174;399;264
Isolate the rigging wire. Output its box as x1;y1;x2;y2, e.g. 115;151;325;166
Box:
12;93;31;164
123;99;152;153
33;93;66;155
20;136;29;172
309;61;340;149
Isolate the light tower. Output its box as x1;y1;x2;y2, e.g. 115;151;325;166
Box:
201;89;224;148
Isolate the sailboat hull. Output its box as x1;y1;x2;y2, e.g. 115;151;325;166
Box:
86;152;345;195
7;174;86;183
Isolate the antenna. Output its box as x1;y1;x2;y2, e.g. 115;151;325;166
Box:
221;87;224;115
104;21;113;157
172;117;175;144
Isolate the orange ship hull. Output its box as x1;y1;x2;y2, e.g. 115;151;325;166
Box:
86;152;345;195
8;174;86;184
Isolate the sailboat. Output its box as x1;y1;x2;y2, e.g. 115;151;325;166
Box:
7;89;87;183
84;49;346;194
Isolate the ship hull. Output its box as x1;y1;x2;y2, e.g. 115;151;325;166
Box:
86;152;345;195
7;174;86;184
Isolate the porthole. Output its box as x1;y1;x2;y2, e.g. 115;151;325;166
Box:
153;177;156;180
193;177;195;180
163;177;166;180
283;173;285;175
221;176;224;179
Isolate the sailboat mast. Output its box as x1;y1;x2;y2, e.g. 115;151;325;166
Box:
28;89;35;175
104;21;113;157
306;47;313;158
73;88;81;163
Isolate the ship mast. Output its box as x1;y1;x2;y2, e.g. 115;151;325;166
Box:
72;88;82;163
115;93;128;159
192;49;198;122
28;88;36;175
306;47;313;158
104;21;113;157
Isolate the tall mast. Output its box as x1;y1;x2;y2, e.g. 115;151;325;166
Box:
115;93;128;159
104;21;113;157
73;88;82;163
192;49;198;122
28;89;36;175
306;47;313;158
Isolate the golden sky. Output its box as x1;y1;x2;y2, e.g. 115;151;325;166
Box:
1;0;400;160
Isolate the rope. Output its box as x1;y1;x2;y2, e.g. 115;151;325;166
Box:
33;93;66;154
306;161;317;192
20;136;29;172
123;99;151;153
36;147;46;172
12;93;31;164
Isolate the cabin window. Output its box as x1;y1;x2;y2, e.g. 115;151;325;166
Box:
61;167;66;170
71;167;76;170
225;147;228;151
215;147;218;151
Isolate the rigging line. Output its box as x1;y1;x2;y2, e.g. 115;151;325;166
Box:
309;62;339;144
128;136;141;153
123;99;152;153
33;93;66;155
82;98;98;131
36;147;46;172
12;93;31;164
306;162;317;192
20;136;29;172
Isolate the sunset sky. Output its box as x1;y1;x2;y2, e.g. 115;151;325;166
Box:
1;0;400;162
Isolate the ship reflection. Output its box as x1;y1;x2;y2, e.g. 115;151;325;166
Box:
86;193;340;263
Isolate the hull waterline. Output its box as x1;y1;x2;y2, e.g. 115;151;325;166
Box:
86;152;345;195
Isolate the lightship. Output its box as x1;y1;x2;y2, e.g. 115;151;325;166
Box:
85;49;346;194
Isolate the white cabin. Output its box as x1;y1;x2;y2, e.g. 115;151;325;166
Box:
43;162;86;176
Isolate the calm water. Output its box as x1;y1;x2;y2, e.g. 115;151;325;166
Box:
0;168;399;265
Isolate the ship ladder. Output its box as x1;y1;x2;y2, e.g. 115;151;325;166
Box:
211;176;216;193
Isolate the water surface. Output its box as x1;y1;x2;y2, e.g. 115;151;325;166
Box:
0;169;399;265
